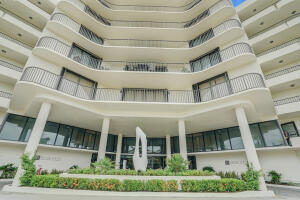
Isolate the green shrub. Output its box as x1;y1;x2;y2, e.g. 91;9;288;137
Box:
181;179;247;192
216;171;239;179
145;180;168;192
268;170;281;184
241;163;261;190
0;163;17;179
50;169;64;175
167;180;178;192
202;166;215;172
40;170;49;175
167;154;189;173
20;153;37;186
122;180;145;191
92;158;114;173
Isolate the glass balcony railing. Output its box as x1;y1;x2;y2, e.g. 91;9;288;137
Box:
21;67;265;103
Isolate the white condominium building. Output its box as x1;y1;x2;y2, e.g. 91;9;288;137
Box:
0;0;299;183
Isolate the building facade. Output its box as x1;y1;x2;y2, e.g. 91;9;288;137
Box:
0;0;299;183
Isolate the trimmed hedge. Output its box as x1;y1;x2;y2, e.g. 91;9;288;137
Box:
28;175;253;192
68;168;216;176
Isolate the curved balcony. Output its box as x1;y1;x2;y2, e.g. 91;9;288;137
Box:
58;0;235;34
274;95;300;118
0;59;23;82
49;13;242;48
33;36;255;88
20;67;265;104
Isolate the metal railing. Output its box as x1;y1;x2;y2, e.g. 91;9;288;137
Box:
0;32;33;50
0;91;12;99
71;0;232;28
265;65;300;80
36;36;253;73
50;13;241;48
249;13;300;39
274;95;300;106
21;67;265;103
257;38;300;57
0;59;23;72
97;0;202;12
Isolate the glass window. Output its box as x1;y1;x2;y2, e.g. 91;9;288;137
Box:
193;133;205;152
55;125;73;147
83;130;96;150
69;45;101;69
282;122;299;137
190;49;221;72
228;127;244;150
152;138;165;154
0;114;27;141
215;129;231;150
19;118;36;142
93;132;101;150
147;139;153;154
40;122;59;145
203;131;217;151
171;136;180;154
122;137;136;154
69;127;85;148
260;121;285;147
186;134;194;153
106;134;117;152
120;155;134;170
249;124;265;148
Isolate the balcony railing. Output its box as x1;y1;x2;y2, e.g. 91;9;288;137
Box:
0;91;12;99
257;38;300;57
97;0;202;12
0;59;23;72
265;65;300;80
0;32;33;50
274;95;300;106
21;67;265;103
36;36;253;73
50;13;241;48
68;0;232;28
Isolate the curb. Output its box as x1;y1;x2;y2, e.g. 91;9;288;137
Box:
0;179;13;182
267;184;300;190
2;185;275;198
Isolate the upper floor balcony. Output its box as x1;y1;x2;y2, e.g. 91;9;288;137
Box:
48;12;243;49
274;95;300;118
33;36;254;88
0;90;11;111
0;59;23;83
58;0;235;32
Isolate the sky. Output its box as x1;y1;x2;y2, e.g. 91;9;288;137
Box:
232;0;246;7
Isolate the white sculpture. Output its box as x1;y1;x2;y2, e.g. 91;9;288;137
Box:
133;127;148;171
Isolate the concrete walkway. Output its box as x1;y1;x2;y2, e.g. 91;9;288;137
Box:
1;181;300;200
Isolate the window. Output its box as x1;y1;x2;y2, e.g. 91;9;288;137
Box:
69;45;102;69
84;5;111;26
93;132;101;150
55;125;73;147
79;25;103;45
193;133;205;152
215;129;231;150
82;130;96;150
171;136;180;154
184;9;209;28
282;122;299;137
203;131;217;151
0;114;28;141
151;138;166;154
69;127;85;148
186;134;194;153
122;88;168;102
249;124;265;148
40;122;59;145
190;49;221;72
122;137;136;154
19;118;36;142
189;29;214;48
228;127;244;150
106;134;117;152
260;121;285;147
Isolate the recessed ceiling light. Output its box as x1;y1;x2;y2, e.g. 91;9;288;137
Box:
17;33;22;37
279;60;284;63
260;22;264;25
253;9;257;12
1;50;6;53
290;84;295;88
269;40;274;44
292;11;297;14
29;16;33;20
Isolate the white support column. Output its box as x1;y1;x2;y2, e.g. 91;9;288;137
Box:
166;134;171;160
115;134;123;169
235;106;267;191
97;118;110;161
12;102;52;187
178;120;188;161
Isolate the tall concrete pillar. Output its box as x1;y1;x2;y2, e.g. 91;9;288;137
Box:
166;134;171;159
12;102;52;187
235;106;267;191
115;134;123;169
178;120;188;161
97;118;110;161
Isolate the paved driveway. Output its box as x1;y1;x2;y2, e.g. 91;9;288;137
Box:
1;181;300;200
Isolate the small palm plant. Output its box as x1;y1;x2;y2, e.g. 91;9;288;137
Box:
167;154;189;173
92;157;114;173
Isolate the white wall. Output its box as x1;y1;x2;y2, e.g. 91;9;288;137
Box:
196;149;300;183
